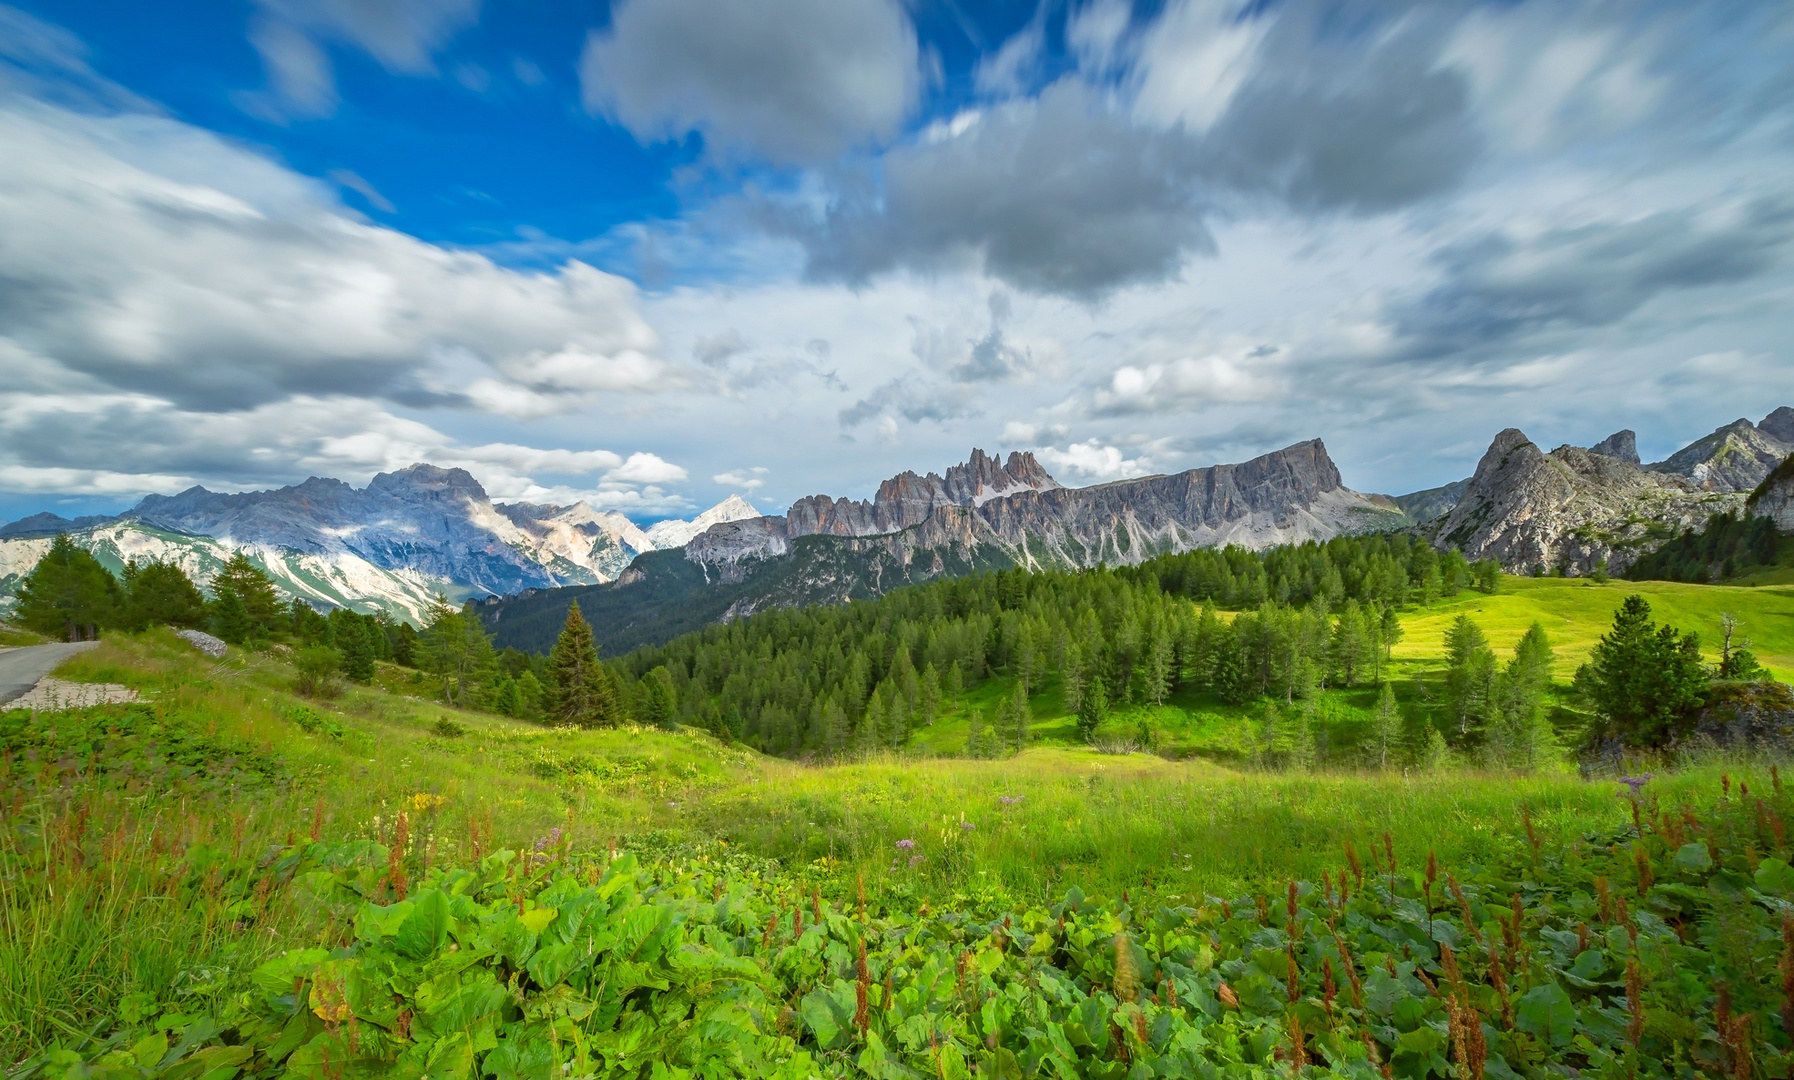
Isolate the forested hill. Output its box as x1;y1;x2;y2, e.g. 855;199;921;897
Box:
609;531;1499;757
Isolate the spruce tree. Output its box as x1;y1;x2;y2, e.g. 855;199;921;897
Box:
545;601;617;727
1574;595;1707;747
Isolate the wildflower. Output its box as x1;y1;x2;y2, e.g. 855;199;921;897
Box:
895;838;916;851
998;795;1024;807
960;820;975;831
909;855;925;868
1617;774;1653;795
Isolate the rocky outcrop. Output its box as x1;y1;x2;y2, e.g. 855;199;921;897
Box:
1590;430;1640;464
692;440;1402;579
1757;406;1794;445
1748;454;1794;532
1648;415;1792;492
784;449;1060;539
1432;429;1745;575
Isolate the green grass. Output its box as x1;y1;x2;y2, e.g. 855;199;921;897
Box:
3;582;1793;1065
1393;575;1794;679
0;621;48;647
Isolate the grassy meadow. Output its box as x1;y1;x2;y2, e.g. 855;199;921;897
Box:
2;575;1793;1070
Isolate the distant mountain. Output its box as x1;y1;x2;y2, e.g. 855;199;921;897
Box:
0;466;755;622
1429;409;1794;574
642;495;762;549
485;441;1408;653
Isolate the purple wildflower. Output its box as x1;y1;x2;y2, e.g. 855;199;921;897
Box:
895;838;916;851
909;855;925;868
998;795;1024;807
960;820;975;831
1618;774;1653;795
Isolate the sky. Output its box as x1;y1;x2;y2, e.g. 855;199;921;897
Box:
2;0;1793;526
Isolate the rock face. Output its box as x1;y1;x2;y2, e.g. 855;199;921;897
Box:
1431;409;1794;575
1748;456;1794;532
1649;416;1793;492
1590;430;1640;464
688;441;1402;582
784;450;1060;538
1433;430;1745;575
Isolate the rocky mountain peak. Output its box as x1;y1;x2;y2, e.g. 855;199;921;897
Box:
367;463;490;501
1590;430;1640;464
1759;406;1794;445
1472;429;1539;478
1650;414;1792;492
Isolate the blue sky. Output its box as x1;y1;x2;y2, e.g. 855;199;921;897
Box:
2;0;1793;525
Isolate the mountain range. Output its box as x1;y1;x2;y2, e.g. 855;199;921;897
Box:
2;406;1789;644
0;467;760;623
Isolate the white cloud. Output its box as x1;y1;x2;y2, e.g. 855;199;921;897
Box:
1035;440;1152;480
974;22;1043;97
0;99;673;416
580;0;920;164
1127;0;1268;133
245;0;480;115
607;452;689;484
712;467;769;491
1091;354;1285;415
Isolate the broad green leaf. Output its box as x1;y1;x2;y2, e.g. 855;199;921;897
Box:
1755;858;1794;894
251;949;330;996
799;980;857;1050
1516;982;1577;1047
397;889;453;960
1672;843;1712;874
518;906;558;934
525;940;597;989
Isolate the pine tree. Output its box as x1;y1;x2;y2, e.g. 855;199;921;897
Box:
945;660;964;702
337;615;377;683
545;601;617;727
638;666;678;729
1332;599;1369;686
965;708;990;758
1142;631;1172;705
1002;681;1032;753
14;534;118;641
117;559;206;631
918;662;941;726
491;672;523;717
211;552;282;640
1575;595;1707;747
1368;680;1400;769
1443;615;1498;738
1076;673;1107;743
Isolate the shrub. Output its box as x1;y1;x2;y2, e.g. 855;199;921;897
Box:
292;646;343;698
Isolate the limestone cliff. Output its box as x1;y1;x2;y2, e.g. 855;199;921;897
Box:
690;440;1402;583
1748;455;1794;533
1433;430;1744;574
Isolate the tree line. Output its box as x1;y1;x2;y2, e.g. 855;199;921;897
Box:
604;532;1504;758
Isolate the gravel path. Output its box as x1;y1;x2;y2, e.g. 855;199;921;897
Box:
0;641;102;707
